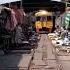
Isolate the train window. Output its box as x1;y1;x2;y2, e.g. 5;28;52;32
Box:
36;17;41;21
40;17;47;21
47;16;52;21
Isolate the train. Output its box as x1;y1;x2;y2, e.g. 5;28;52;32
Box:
34;10;55;33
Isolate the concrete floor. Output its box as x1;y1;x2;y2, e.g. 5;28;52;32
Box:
0;50;34;70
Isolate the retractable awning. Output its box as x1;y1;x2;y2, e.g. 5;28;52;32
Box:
0;0;21;5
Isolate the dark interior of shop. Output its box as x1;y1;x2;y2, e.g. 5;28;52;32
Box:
22;0;65;13
3;0;65;13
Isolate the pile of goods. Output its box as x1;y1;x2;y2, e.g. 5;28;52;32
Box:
48;33;70;53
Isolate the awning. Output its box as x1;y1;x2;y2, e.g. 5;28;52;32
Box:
51;0;61;2
0;0;21;5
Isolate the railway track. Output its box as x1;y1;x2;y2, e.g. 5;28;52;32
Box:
29;34;70;70
0;34;70;70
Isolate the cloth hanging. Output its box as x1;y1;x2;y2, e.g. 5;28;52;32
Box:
18;9;24;24
13;9;22;24
15;26;23;43
5;9;17;31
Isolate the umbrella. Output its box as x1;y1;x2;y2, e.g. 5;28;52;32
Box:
0;0;21;5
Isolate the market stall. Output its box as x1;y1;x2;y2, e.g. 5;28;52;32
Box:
0;0;39;54
48;30;70;53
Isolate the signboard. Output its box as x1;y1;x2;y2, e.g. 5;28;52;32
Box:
0;0;21;4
